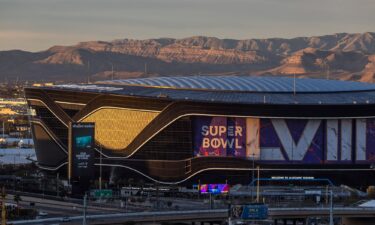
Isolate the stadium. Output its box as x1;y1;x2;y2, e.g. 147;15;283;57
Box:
25;76;375;187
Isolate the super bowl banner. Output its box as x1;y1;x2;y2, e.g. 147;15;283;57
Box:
193;116;375;163
193;117;246;157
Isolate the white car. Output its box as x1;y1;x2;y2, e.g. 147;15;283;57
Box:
38;211;48;216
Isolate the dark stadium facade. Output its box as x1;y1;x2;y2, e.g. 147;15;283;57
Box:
25;76;375;187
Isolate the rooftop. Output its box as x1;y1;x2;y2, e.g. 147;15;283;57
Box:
98;76;375;93
48;76;375;105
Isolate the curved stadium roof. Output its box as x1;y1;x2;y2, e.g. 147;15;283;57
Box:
53;76;375;105
100;76;375;93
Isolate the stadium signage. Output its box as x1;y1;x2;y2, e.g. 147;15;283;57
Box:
194;117;246;157
68;122;95;180
193;116;375;163
230;204;268;220
201;125;243;149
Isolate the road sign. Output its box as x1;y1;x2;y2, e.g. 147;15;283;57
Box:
231;203;268;220
93;189;113;198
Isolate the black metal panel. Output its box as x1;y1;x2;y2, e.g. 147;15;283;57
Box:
31;123;67;167
132;116;193;160
33;106;68;146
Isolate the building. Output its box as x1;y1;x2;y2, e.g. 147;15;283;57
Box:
24;76;375;187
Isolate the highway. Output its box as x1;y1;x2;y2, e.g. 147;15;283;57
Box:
9;207;375;225
5;194;126;218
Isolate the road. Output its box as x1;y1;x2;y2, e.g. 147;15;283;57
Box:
5;194;125;218
8;207;375;225
4;193;209;222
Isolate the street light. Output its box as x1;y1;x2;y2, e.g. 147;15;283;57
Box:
99;144;102;191
329;189;333;225
83;192;87;225
252;153;255;202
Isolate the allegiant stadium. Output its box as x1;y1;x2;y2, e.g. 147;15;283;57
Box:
24;76;375;187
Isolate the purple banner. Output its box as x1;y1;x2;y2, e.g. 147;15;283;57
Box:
192;116;375;164
193;116;227;156
227;117;246;157
367;118;375;161
193;116;246;157
260;119;324;163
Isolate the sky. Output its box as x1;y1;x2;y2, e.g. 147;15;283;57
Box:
1;0;375;51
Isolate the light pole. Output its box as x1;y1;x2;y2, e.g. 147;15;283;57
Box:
56;173;59;197
1;187;6;225
83;192;87;225
252;153;255;202
329;189;333;225
256;166;260;203
99;144;102;191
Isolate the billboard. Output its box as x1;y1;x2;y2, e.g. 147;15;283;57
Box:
193;116;375;164
230;204;268;220
193;117;246;157
199;184;230;194
69;122;95;180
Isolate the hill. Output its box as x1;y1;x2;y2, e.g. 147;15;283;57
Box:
1;32;375;82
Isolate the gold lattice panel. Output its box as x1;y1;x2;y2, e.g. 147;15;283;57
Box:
82;108;159;150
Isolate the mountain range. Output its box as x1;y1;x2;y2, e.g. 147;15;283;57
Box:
1;32;375;83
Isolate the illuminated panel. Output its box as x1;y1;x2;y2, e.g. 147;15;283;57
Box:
82;108;158;150
199;184;229;194
193;117;246;157
193;116;227;156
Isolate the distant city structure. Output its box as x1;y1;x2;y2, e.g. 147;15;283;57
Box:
24;76;375;188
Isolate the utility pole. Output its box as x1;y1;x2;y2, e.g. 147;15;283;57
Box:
198;179;200;200
56;173;59;197
99;144;103;203
156;183;159;210
252;153;255;202
1;187;6;225
209;192;213;209
144;63;147;75
329;189;333;225
256;166;260;203
82;192;87;225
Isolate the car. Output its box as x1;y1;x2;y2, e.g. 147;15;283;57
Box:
38;211;48;216
60;216;71;222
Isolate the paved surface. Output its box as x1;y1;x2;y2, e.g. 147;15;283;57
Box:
5;194;125;218
9;207;375;225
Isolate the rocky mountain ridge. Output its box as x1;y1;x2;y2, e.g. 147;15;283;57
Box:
1;32;375;82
